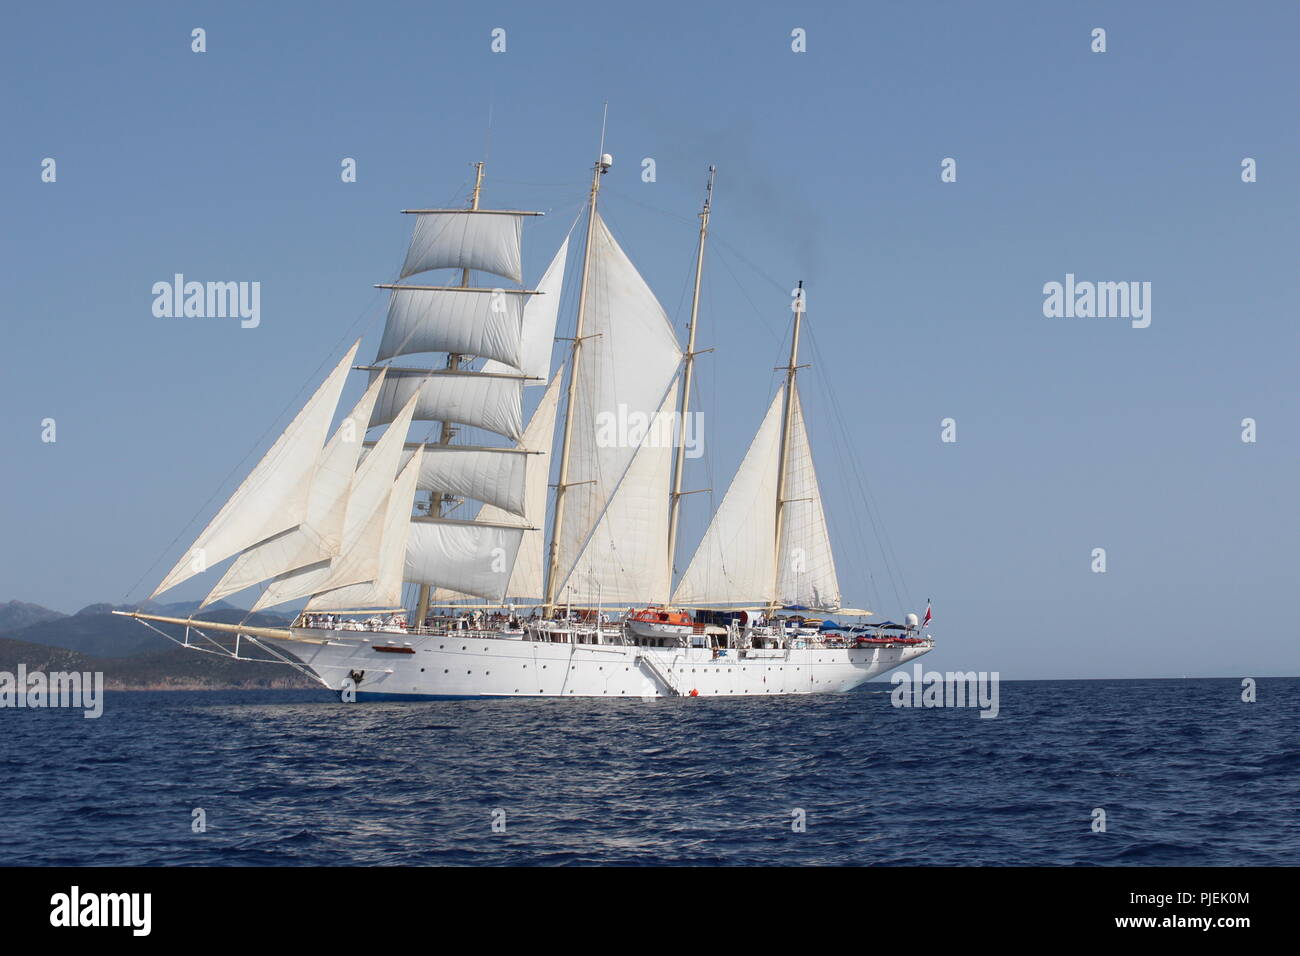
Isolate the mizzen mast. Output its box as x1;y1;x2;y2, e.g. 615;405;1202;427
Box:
771;280;806;612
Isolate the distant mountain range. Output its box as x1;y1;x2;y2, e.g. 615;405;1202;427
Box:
0;599;317;690
0;599;66;632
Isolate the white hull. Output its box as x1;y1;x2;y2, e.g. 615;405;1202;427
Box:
263;627;934;699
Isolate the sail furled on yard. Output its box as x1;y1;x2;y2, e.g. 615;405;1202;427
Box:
552;214;684;602
375;287;529;367
558;378;679;606
367;367;524;441
481;237;568;385
151;342;359;598
304;448;423;612
775;388;840;609
200;369;387;607
399;210;526;283
250;392;418;611
673;388;784;607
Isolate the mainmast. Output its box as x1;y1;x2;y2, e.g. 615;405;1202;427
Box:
543;151;612;613
415;161;485;627
771;280;805;612
664;166;715;606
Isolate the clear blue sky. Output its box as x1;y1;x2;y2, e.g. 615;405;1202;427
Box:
3;1;1297;679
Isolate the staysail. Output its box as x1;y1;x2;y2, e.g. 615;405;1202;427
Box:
481;237;568;385
558;378;680;606
200;369;387;607
551;213;683;603
304;447;423;611
673;388;784;607
775;388;840;609
150;342;358;598
250;392;418;610
673;384;841;610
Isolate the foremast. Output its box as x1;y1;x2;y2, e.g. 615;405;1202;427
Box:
415;160;485;628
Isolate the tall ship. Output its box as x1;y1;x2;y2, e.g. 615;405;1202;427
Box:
117;147;935;699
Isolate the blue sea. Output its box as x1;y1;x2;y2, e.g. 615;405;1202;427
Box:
3;678;1297;866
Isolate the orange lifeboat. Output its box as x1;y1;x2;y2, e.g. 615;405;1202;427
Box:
625;607;699;641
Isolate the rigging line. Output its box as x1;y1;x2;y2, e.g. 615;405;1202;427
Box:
806;330;909;613
493;179;589;188
601;185;697;225
121;290;389;608
804;323;911;612
708;230;791;299
804;327;892;612
710;244;784;347
805;348;886;614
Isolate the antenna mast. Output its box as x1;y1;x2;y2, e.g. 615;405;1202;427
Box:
665;166;715;605
543;133;611;613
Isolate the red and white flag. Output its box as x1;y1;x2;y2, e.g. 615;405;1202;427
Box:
922;600;932;627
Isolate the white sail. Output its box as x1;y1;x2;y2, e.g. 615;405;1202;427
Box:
151;343;358;598
673;388;784;607
481;237;568;384
471;368;563;599
251;392;418;610
558;379;679;606
400;211;525;283
776;388;841;610
376;287;527;368
305;447;423;611
553;214;683;596
404;519;526;603
413;370;563;604
200;370;386;607
389;444;530;517
368;368;523;441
